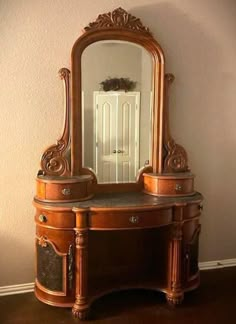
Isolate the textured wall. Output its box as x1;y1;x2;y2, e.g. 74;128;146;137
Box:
0;0;236;286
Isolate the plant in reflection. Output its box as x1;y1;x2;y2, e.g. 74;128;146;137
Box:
100;77;136;91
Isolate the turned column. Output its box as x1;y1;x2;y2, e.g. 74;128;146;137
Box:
72;208;89;320
166;205;184;305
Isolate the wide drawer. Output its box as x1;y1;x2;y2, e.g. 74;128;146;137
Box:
35;209;75;228
89;208;173;230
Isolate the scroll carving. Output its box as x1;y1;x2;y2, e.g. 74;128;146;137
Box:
39;68;71;176
84;7;152;37
163;73;189;173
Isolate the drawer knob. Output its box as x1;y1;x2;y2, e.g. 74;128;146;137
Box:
39;214;47;223
129;216;139;224
62;188;71;196
198;204;203;211
175;184;183;191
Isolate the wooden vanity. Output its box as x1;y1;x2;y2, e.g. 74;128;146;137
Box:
34;8;203;320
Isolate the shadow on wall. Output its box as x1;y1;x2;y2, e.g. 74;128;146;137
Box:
131;2;224;183
0;233;35;286
130;3;236;260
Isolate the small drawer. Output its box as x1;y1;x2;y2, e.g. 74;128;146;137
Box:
89;208;173;230
143;172;195;197
35;209;75;228
36;175;93;202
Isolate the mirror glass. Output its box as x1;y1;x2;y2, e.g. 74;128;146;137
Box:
82;40;153;183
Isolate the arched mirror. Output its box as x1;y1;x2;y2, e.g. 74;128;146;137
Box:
81;40;153;183
71;7;165;187
39;7;189;192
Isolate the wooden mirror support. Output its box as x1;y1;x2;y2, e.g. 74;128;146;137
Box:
34;8;203;320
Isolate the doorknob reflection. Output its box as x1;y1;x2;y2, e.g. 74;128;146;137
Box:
113;150;124;154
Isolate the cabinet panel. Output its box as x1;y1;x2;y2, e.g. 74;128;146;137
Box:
36;239;65;294
35;227;75;305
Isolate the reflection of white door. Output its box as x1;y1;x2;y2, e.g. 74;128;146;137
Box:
94;91;140;183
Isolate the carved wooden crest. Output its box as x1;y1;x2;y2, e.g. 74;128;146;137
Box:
84;7;152;36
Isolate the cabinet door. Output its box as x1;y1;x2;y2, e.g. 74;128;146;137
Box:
35;227;74;299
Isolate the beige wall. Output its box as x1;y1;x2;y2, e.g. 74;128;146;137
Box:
0;0;235;286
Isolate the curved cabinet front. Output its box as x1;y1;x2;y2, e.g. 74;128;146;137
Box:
34;192;203;318
35;220;75;307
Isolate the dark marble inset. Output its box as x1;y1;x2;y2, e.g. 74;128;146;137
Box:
37;242;63;292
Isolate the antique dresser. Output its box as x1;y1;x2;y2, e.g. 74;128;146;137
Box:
34;8;203;320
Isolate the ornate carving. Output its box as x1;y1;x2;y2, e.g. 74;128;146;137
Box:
84;7;152;36
75;230;87;247
163;73;189;173
58;67;70;79
166;292;184;306
37;236;48;248
39;68;71;176
164;140;189;172
72;306;89;320
172;222;183;241
40;139;70;176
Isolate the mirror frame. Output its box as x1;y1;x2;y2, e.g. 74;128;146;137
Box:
71;8;165;190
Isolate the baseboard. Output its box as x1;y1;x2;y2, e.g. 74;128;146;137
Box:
199;258;236;270
0;259;236;296
0;282;34;297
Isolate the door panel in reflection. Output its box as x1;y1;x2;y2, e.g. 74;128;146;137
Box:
95;92;140;183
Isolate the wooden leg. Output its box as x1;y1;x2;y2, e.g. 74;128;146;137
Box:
167;220;184;306
72;304;89;320
72;229;90;320
166;291;184;306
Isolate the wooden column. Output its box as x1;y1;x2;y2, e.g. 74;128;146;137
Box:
72;208;89;320
166;206;184;305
